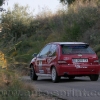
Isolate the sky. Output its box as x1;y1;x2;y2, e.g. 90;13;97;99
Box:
2;0;63;15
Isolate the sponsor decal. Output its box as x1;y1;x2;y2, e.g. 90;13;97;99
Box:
39;70;44;74
38;60;42;69
75;64;87;69
47;56;56;64
78;54;82;56
63;57;69;60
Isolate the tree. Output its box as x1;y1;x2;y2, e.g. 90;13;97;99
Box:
1;4;33;45
0;0;4;6
60;0;100;5
60;0;76;5
0;0;8;12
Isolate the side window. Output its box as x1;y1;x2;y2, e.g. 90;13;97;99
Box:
39;44;51;57
49;45;57;57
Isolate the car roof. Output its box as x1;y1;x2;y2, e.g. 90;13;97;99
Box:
48;42;88;45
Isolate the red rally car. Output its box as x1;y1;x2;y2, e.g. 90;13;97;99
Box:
29;42;100;83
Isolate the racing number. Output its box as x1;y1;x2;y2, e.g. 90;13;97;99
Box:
39;60;42;69
39;60;42;66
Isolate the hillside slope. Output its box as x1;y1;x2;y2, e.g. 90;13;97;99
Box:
0;0;100;66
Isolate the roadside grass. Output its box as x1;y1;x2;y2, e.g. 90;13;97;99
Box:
0;68;63;100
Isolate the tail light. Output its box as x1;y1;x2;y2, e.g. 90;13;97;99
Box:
94;60;99;63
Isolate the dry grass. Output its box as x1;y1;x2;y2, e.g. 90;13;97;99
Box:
0;69;62;100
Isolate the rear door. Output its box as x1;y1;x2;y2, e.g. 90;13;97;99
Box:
36;44;51;74
43;44;57;74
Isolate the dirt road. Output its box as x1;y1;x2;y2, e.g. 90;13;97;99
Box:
22;76;100;100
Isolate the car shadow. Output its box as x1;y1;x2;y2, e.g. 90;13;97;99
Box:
60;78;90;83
37;77;90;83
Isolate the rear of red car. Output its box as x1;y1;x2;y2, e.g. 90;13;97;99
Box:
56;42;100;81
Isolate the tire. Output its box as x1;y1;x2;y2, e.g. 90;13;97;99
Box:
30;65;38;80
68;76;75;80
51;67;60;83
90;74;99;81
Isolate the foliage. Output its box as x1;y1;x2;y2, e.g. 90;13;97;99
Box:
60;0;75;5
0;0;4;6
0;69;58;100
0;51;7;68
60;0;100;5
0;0;8;12
62;0;100;42
1;4;31;41
0;1;100;64
0;69;34;100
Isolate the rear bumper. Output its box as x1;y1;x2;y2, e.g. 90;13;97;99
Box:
57;64;100;76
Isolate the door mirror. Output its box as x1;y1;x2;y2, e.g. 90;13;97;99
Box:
32;53;37;57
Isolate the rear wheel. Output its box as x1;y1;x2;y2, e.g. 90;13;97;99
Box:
90;74;99;81
51;67;60;83
30;65;38;80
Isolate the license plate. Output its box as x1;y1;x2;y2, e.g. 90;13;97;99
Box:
72;59;88;63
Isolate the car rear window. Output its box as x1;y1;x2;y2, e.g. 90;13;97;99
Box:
61;45;95;54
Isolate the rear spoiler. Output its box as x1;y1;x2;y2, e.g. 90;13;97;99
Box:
61;43;89;47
